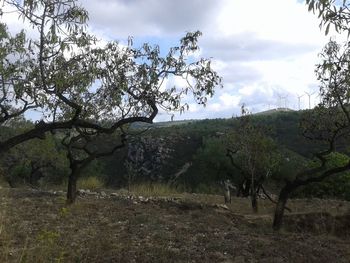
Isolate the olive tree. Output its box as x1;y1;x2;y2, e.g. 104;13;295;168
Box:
226;105;279;213
0;0;222;156
272;1;350;229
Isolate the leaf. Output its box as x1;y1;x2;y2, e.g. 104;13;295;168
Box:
325;23;330;35
308;0;315;12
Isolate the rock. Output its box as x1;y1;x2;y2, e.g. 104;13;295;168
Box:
216;204;229;210
110;193;118;197
100;191;107;197
77;189;86;195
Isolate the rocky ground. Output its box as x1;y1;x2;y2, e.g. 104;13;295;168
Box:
0;188;349;263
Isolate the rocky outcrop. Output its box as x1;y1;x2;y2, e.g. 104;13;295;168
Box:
125;136;173;181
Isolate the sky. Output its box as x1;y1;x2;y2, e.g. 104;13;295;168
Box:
3;0;346;122
77;0;343;121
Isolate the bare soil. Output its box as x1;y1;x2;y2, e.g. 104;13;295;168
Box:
0;188;349;263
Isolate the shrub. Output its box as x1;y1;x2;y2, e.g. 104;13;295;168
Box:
78;176;104;191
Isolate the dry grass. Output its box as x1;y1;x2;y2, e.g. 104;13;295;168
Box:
129;182;180;197
0;188;350;263
77;176;104;191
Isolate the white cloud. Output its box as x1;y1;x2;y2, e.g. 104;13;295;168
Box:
219;93;241;108
215;0;322;43
3;0;346;121
78;0;221;38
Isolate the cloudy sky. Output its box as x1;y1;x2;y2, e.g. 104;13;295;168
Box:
4;0;344;121
76;0;340;121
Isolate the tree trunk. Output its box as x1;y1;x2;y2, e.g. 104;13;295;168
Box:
29;162;39;186
250;181;258;213
273;186;292;231
242;178;251;197
66;169;79;205
251;190;258;213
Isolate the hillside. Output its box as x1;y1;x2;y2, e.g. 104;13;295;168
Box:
2;109;349;200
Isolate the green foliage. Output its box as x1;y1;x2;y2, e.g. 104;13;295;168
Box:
274;148;310;182
187;136;234;190
296;153;350;200
297;173;350;200
0;123;69;187
227;106;281;186
306;0;350;35
195;136;231;172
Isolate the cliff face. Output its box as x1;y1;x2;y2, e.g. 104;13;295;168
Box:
124;133;201;183
126;136;173;181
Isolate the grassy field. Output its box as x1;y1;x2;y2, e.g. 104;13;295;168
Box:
0;187;349;263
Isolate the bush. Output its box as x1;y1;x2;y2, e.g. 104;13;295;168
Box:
295;173;350;201
78;176;104;191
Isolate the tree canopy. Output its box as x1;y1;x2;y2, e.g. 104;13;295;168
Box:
0;0;222;154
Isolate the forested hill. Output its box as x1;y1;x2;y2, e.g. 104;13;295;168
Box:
2;109;349;198
108;109;312;189
147;108;347;157
146;109;308;156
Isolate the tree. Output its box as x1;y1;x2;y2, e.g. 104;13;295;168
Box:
226;105;279;213
270;0;350;231
0;0;222;156
61;128;126;204
272;40;350;230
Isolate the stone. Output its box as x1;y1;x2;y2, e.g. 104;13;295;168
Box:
77;189;86;195
216;204;229;210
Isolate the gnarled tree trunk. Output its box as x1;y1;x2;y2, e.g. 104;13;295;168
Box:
66;164;80;205
250;176;258;213
251;190;258;213
273;184;293;231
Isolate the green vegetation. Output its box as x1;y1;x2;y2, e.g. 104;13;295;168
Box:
2;109;350;202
